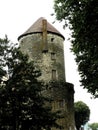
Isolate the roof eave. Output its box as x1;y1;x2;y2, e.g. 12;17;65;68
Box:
18;31;65;41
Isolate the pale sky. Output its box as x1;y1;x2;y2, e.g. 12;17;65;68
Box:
0;0;98;123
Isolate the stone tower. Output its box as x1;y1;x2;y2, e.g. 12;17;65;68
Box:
18;17;75;130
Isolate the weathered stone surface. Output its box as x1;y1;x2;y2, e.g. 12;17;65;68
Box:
19;33;65;82
18;18;75;130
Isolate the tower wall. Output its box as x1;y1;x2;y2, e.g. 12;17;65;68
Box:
18;18;75;130
51;82;75;130
19;33;66;82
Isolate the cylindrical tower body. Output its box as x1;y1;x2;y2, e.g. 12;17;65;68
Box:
18;17;75;130
19;33;65;82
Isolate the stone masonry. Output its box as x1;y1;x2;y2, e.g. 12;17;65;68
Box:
18;17;75;130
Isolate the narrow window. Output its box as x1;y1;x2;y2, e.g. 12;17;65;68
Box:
59;100;65;108
51;53;56;60
52;70;56;80
51;38;54;42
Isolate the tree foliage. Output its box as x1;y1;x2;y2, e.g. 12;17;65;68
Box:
0;36;61;130
74;101;90;130
89;123;98;130
0;35;10;82
53;0;98;97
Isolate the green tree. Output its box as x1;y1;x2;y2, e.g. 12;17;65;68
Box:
0;36;61;130
53;0;98;97
74;101;90;130
0;35;9;82
89;123;98;130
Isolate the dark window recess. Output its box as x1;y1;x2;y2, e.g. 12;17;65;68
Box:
51;38;54;42
51;53;56;60
52;70;56;80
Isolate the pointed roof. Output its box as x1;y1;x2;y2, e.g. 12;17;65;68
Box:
18;17;65;40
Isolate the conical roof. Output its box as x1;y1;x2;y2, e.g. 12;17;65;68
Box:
18;17;65;40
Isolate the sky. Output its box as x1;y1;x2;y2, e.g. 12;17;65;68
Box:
0;0;98;123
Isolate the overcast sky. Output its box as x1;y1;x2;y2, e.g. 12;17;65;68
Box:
0;0;98;123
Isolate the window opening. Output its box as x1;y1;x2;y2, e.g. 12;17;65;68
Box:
52;70;56;80
51;53;56;60
51;38;54;42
